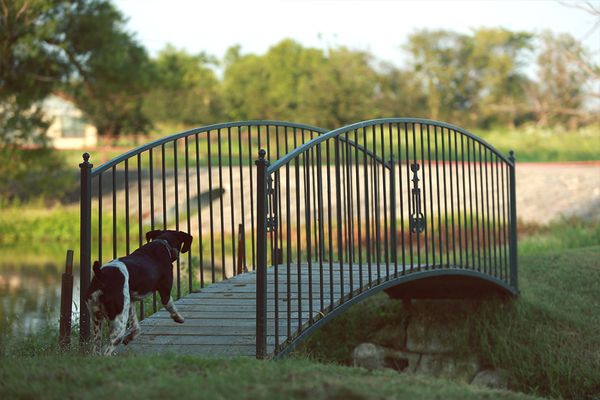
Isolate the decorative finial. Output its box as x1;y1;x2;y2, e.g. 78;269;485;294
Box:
258;149;266;159
82;152;90;162
508;150;515;162
410;163;420;172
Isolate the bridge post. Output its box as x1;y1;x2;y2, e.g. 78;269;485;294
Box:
79;153;93;345
255;149;269;359
508;151;518;291
390;156;397;273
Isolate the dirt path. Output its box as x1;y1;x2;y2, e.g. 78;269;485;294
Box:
516;162;600;224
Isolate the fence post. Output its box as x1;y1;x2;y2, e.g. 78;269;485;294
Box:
59;250;74;349
389;157;397;272
508;150;518;291
79;153;93;345
255;149;269;359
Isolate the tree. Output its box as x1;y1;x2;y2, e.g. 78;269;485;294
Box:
0;0;69;145
55;0;153;136
144;45;222;126
0;0;153;142
528;31;598;128
404;29;532;127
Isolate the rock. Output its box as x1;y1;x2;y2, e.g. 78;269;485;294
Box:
353;343;386;370
416;354;480;383
405;315;454;354
471;369;510;389
353;343;418;372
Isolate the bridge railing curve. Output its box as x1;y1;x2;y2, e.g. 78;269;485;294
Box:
255;118;518;358
78;121;329;343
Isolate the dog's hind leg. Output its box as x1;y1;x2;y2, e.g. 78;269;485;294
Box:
123;303;141;345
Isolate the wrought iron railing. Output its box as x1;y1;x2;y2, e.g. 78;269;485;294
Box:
78;121;328;343
255;118;518;358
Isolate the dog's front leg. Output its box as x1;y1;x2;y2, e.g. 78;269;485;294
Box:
92;313;102;355
163;297;185;324
104;306;129;356
123;303;141;345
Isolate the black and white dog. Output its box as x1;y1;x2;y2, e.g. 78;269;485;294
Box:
85;229;192;355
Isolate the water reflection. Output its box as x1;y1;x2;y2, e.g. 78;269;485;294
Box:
0;256;80;337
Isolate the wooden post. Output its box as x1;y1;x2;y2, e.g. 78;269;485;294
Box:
59;250;74;349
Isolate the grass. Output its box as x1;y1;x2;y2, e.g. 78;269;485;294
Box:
0;351;540;400
295;220;600;399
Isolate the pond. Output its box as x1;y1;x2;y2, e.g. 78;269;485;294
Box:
0;246;81;338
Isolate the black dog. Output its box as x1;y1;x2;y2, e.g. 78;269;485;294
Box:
85;229;192;355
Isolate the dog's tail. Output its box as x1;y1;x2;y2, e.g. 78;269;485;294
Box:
92;260;101;277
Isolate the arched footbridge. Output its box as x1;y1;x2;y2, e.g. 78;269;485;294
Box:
77;119;518;359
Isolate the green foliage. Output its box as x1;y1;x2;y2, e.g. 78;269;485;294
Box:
144;45;222;126
0;147;75;203
58;0;153;136
0;0;68;145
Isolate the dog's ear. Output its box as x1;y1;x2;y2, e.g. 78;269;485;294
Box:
145;230;163;243
178;231;193;253
93;261;102;277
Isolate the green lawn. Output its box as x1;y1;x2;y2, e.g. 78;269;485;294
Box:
296;222;600;400
0;354;540;400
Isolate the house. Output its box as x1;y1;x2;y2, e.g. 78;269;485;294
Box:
43;94;98;149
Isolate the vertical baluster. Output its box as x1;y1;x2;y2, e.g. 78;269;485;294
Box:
238;127;246;271
412;124;421;268
490;154;498;278
364;127;372;281
284;127;292;339
354;129;364;287
149;148;157;311
478;143;486;273
447;130;455;267
381;124;389;280
467;139;476;269
248;126;256;270
434;128;443;268
334;138;344;299
228;127;236;276
326;139;334;308
137;154;144;319
125;159;130;256
195;134;205;288
419;124;429;268
427;125;436;268
316;143;325;310
294;129;302;331
405;124;414;270
461;135;469;269
304;147;313;322
484;148;492;274
453;131;462;268
98;173;103;264
397;123;406;273
112;165;117;260
217;129;226;280
345;135;354;294
185;138;192;292
207;133;216;283
501;159;509;282
174;141;181;298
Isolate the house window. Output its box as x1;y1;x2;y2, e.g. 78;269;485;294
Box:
61;116;86;138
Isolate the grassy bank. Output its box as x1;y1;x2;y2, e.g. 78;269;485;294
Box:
0;353;540;400
295;224;600;399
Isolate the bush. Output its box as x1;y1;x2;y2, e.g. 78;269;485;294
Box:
0;147;76;204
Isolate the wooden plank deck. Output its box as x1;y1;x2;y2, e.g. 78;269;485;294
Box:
123;263;403;358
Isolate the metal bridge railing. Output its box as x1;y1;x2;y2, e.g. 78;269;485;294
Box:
255;118;518;358
78;121;328;343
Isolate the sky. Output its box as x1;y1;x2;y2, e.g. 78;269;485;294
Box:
113;0;600;65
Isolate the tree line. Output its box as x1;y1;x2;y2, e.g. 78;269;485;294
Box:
1;0;598;144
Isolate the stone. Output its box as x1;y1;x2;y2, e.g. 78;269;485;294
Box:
415;354;480;383
471;369;510;389
405;315;454;354
352;343;386;370
353;342;418;372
